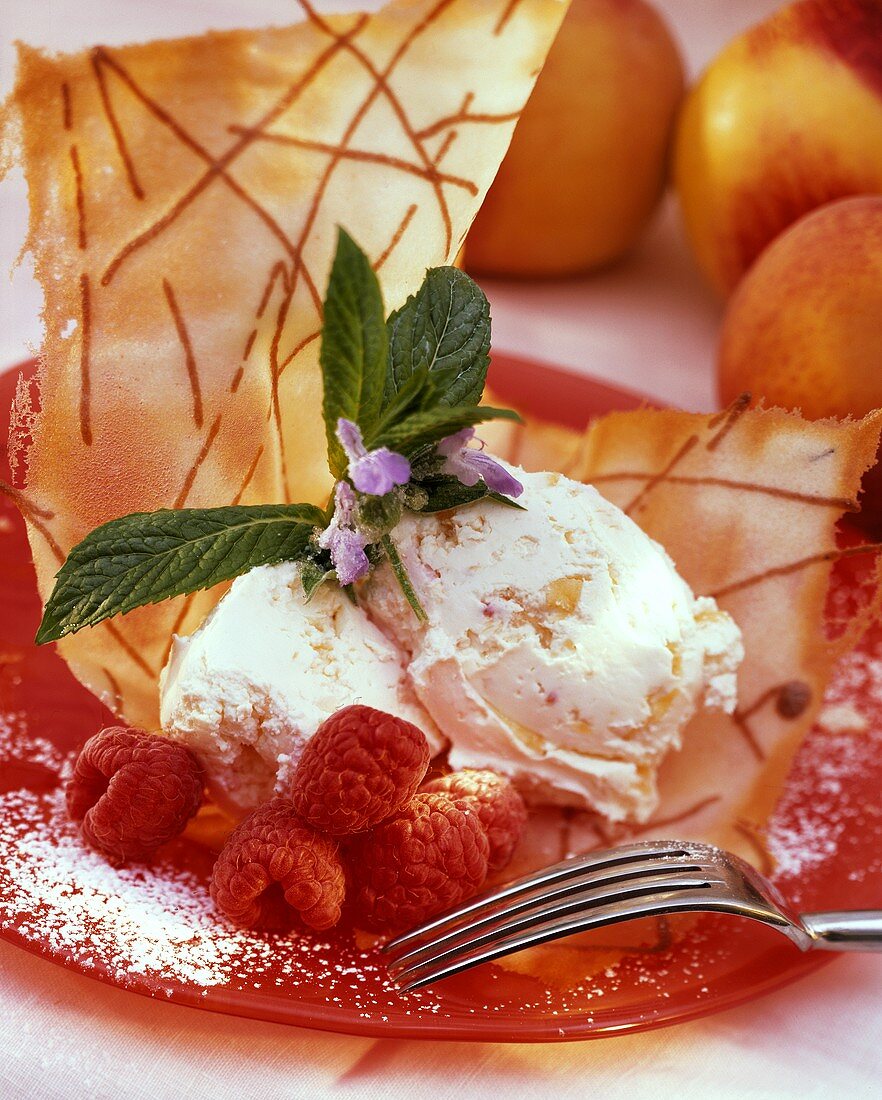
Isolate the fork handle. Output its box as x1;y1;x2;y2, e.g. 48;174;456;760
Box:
801;911;882;951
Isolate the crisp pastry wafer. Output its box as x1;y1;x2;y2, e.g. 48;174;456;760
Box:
495;403;882;859
1;0;570;728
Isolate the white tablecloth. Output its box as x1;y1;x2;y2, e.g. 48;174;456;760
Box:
1;3;880;1097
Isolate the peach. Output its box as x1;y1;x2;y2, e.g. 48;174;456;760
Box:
717;196;882;529
466;0;684;278
675;0;882;296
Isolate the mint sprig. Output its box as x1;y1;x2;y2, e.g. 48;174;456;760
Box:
36;504;324;644
320;229;388;477
35;230;525;645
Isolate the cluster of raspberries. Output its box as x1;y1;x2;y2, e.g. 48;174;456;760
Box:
65;707;527;936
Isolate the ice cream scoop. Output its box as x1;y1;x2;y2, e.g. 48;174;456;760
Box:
160;562;440;817
362;467;743;823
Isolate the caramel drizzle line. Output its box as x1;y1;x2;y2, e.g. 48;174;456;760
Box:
256;261;292;320
631;795;722;836
730;683;786;761
732;712;766;762
0;481;64;563
231;445;265;507
732;820;775;877
589;472;858;513
431;128;458;170
267;278;297;500
69;145;87;250
90;49;145;200
61;82;72;130
275;199;417;378
415;92;522;141
79;273;93;446
299;0;459;254
372;203;417;272
709;542;882;600
100;665;124;715
99;19;367;286
239;260;294;398
494;0;524;35
93;49;321;310
623;435;699;515
162;278;204;428
278;328;321;374
0;479;54;520
174;414;222;509
226;127;479;197
707;392;751;451
275;201;417;376
105;619;156;680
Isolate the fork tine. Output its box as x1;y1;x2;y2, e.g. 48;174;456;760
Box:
386;858;720;974
383;841;697;956
390;869;726;981
397;884;738;991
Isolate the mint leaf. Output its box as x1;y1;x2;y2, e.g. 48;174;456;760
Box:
36;503;325;644
320;229;388;477
385;267;490;412
414;475;526;514
301;560;335;602
374;404;521;457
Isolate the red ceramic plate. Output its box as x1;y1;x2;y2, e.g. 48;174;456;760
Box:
2;355;881;1042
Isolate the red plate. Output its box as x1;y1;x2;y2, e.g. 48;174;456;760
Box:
2;356;881;1042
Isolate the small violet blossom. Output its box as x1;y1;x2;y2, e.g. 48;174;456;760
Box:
337;418;410;496
318;481;370;586
437;428;524;498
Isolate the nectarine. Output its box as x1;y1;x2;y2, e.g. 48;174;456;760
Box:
466;0;684;278
675;0;882;296
717;195;882;529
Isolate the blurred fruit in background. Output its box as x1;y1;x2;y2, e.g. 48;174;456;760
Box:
466;0;684;278
717;195;882;530
674;0;882;297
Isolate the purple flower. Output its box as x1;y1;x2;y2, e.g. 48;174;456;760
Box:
337;418;411;496
318;481;370;586
437;428;524;498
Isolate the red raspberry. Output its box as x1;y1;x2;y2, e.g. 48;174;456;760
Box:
66;726;204;865
210;799;345;932
347;792;490;933
422;769;527;871
291;705;430;836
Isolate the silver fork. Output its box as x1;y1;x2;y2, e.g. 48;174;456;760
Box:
383;840;882;990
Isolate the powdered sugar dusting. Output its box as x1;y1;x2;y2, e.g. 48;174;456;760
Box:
766;634;882;894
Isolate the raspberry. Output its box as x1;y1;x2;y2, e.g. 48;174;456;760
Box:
347;792;490;932
291;705;430;836
66;726;204;866
422;769;527;871
210;799;345;932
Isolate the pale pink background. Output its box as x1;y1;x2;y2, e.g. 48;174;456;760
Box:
1;3;880;1098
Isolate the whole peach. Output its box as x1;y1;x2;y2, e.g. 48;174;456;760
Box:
466;0;684;278
717;196;882;529
675;0;882;296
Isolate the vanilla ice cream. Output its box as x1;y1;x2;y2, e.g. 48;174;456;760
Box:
160;563;441;816
363;468;743;823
